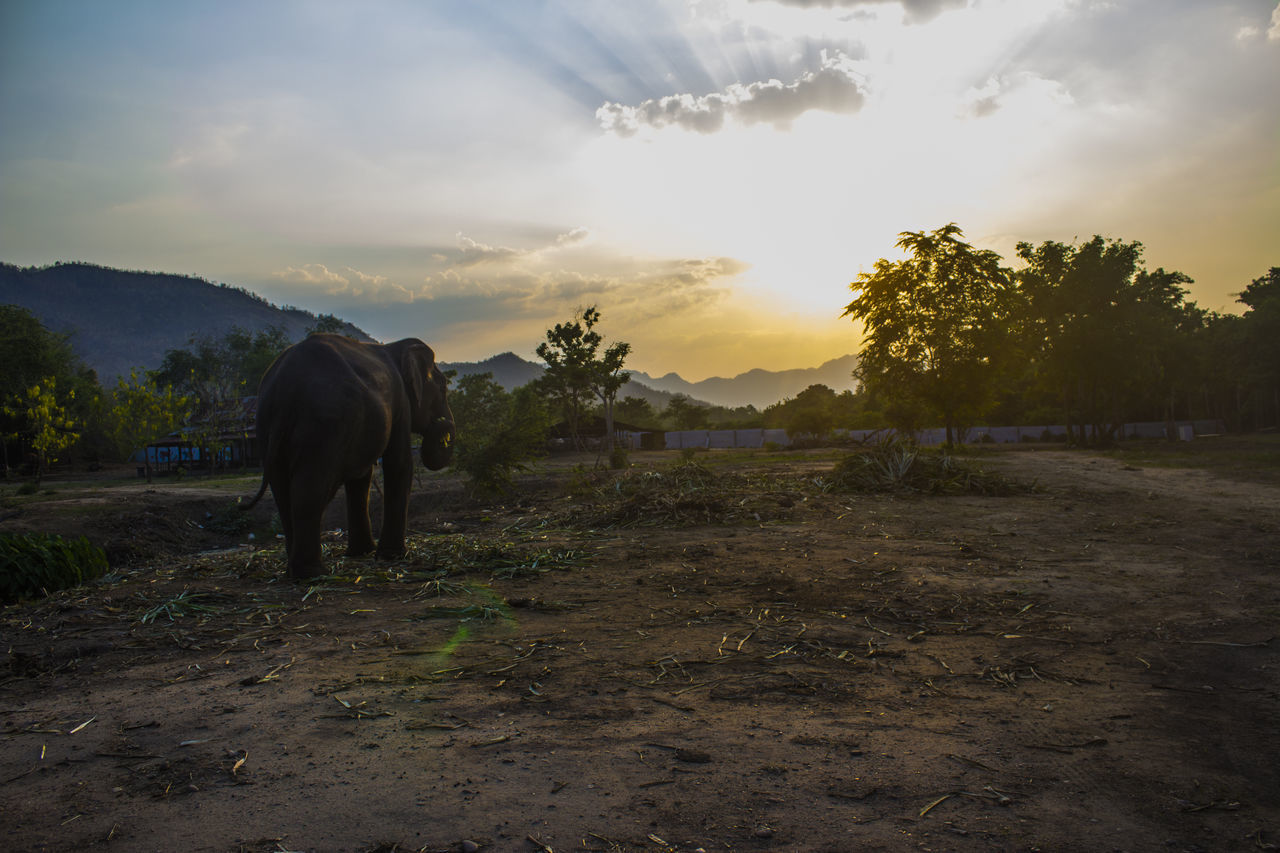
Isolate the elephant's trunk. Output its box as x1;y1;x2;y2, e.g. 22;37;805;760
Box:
421;416;454;471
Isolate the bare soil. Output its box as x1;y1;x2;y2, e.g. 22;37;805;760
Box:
2;446;1278;853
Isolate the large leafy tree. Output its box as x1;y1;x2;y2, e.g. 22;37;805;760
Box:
843;223;1016;444
536;306;631;454
1236;267;1280;428
1015;237;1192;443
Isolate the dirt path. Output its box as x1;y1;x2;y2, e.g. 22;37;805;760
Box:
2;449;1278;852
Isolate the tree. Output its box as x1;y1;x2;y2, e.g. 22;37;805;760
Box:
150;326;291;471
2;378;80;484
307;313;351;337
1236;267;1280;429
662;394;709;430
765;384;839;440
105;371;192;482
536;306;630;454
843;223;1016;444
0;306;96;476
1015;237;1193;443
448;373;550;496
614;396;661;429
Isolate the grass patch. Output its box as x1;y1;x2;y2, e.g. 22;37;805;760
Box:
1104;433;1280;486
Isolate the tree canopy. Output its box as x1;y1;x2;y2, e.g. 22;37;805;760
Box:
536;306;630;455
843;223;1016;444
843;226;1275;443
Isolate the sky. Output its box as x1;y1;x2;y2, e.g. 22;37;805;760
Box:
1;0;1278;381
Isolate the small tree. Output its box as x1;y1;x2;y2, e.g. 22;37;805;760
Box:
765;384;840;440
450;373;550;496
663;394;709;430
3;378;80;484
536;306;630;455
614;396;661;429
106;371;192;482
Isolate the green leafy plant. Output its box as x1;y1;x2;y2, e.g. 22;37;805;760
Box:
0;532;109;603
829;436;1020;495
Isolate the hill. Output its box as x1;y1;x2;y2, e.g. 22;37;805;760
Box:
442;352;860;410
630;355;859;409
439;352;682;409
0;262;370;383
2;261;857;409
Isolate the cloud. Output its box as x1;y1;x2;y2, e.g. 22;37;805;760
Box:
414;252;749;327
1270;3;1280;41
273;263;412;301
435;228;593;268
597;51;865;136
960;72;1073;119
750;0;968;25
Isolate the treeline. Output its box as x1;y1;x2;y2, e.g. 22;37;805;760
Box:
0;307;350;482
842;225;1278;444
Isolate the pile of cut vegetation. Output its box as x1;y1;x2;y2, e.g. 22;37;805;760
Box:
566;460;799;528
1;532;110;603
829;437;1022;495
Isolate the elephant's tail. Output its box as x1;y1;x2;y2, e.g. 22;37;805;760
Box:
240;476;270;511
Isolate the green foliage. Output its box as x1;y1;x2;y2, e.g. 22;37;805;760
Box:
104;371;192;466
844;224;1017;444
662;393;709;430
0;306;97;471
3;378;81;481
151;325;290;409
0;305;89;409
450;373;551;496
614;395;661;429
1015;236;1194;443
536;306;630;451
149;326;289;471
828;436;1019;495
306;313;350;336
762;384;867;440
0;532;109;603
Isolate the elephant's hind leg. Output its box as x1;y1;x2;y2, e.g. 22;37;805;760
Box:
286;471;339;579
344;470;377;558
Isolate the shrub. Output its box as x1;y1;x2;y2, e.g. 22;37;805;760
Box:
0;533;110;603
830;436;1020;495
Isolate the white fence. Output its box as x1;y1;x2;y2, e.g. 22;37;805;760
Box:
650;420;1224;450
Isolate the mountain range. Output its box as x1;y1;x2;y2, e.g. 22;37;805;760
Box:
2;262;857;409
441;352;859;410
0;262;371;384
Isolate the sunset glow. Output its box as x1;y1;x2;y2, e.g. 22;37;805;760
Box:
2;0;1277;380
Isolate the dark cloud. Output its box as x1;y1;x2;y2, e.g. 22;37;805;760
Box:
598;52;864;136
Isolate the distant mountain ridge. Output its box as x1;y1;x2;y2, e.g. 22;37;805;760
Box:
0;262;371;383
442;352;860;410
629;356;859;409
2;261;857;408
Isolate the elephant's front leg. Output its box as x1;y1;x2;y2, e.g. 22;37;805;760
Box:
344;469;377;557
376;443;412;560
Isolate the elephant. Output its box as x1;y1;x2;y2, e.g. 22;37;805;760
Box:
246;334;454;579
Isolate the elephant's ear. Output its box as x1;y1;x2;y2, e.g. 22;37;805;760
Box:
394;340;438;427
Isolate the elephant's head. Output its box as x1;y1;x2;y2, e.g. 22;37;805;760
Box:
390;338;455;471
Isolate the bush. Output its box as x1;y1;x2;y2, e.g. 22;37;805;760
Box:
830;436;1020;495
0;533;110;603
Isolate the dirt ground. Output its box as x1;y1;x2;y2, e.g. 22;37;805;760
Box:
2;445;1278;853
